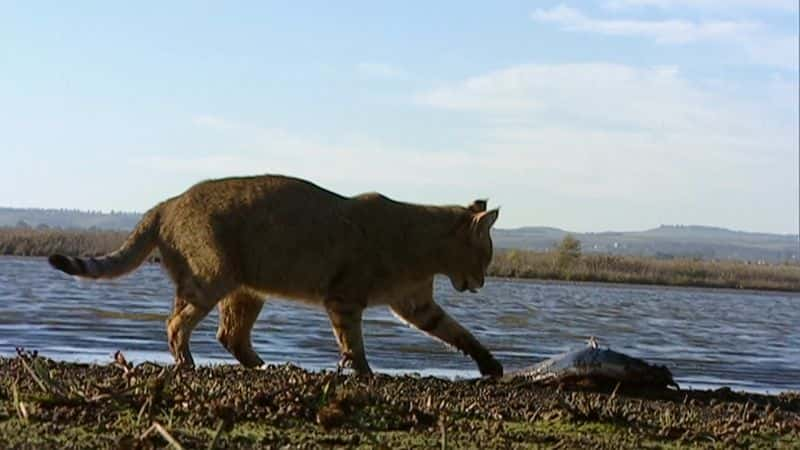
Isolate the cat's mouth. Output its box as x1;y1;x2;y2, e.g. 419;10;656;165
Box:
458;279;478;293
450;275;481;293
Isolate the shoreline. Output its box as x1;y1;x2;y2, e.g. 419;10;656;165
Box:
1;350;797;396
1;354;798;448
490;274;800;296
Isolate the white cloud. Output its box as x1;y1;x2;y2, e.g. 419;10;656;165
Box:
605;0;798;11
356;62;408;79
416;63;770;137
135;60;797;233
414;63;796;229
531;4;798;68
532;4;759;44
139;116;498;194
741;34;800;69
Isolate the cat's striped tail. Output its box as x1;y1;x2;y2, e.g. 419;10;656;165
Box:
48;204;162;279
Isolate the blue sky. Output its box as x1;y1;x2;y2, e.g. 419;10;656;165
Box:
1;1;797;233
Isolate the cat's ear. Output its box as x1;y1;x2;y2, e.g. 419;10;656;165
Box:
473;209;499;237
467;199;487;213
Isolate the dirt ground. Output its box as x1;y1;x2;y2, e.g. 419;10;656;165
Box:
1;352;798;449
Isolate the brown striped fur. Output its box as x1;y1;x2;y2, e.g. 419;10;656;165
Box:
48;174;502;376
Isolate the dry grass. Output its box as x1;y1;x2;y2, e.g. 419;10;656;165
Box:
1;352;798;449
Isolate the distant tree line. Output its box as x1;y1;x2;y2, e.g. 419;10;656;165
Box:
0;207;140;230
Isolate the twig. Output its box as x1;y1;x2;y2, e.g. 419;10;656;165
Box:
96;377;154;400
137;397;152;425
440;419;447;450
207;419;225;450
113;350;134;376
141;422;184;450
609;381;621;402
12;380;29;424
154;422;185;450
16;354;49;394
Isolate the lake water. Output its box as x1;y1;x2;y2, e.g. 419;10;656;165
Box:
1;257;798;393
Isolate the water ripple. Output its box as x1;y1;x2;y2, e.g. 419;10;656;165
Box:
1;256;799;392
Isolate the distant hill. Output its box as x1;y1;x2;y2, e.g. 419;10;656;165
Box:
1;207;797;262
493;225;799;263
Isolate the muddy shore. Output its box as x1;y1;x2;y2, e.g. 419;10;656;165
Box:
1;352;798;449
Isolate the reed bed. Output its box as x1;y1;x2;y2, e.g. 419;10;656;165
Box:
0;227;127;257
489;248;800;291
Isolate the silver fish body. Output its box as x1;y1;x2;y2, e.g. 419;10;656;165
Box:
509;342;679;389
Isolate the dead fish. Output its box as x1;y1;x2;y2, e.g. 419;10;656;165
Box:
508;337;679;389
